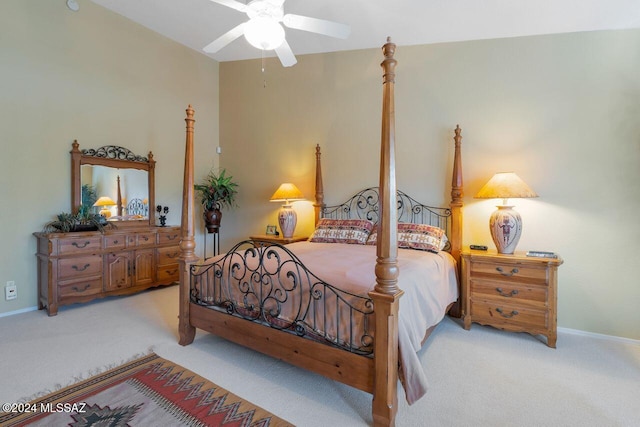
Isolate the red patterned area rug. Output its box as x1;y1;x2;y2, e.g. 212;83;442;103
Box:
1;353;293;427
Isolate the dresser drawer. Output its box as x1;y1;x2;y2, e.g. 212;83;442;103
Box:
470;261;547;283
58;277;103;299
470;279;548;304
157;246;180;265
58;255;102;280
157;230;181;245
470;299;548;330
57;236;102;255
127;232;155;247
104;234;127;250
157;265;179;282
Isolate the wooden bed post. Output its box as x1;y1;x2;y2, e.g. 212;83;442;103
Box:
314;144;325;226
369;37;403;427
448;125;464;318
178;104;198;346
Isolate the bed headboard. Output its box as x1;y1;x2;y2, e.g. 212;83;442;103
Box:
320;187;452;236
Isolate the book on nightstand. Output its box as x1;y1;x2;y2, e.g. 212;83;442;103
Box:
526;250;558;259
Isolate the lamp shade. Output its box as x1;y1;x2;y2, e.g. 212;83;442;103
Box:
474;172;538;200
475;172;538;255
270;183;304;202
93;196;116;207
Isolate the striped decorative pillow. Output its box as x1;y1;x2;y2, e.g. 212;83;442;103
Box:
309;219;374;244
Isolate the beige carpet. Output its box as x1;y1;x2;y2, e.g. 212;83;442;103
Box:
1;285;638;426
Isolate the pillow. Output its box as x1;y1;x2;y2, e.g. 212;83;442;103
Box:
367;223;446;253
309;219;374;244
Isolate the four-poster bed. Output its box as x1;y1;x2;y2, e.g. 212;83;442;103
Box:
178;38;464;426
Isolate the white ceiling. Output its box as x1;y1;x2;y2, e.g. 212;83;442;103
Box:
90;0;640;63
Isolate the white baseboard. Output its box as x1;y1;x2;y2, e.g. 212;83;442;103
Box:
558;326;640;346
0;305;38;318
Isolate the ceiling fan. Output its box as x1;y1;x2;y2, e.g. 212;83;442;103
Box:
203;0;351;67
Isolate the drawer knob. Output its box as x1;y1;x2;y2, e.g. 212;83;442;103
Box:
496;287;519;297
72;241;90;248
72;263;91;271
496;266;519;277
495;307;519;318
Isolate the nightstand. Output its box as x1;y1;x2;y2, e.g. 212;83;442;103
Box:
249;235;308;245
461;249;563;348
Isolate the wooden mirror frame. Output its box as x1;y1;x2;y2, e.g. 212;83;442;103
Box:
70;140;156;227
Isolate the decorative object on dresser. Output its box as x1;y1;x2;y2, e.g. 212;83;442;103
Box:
269;182;305;238
34;142;181;316
461;249;563;347
156;204;169;227
474;172;538;254
194;168;239;233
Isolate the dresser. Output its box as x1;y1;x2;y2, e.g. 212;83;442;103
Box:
461;250;563;347
34;226;181;316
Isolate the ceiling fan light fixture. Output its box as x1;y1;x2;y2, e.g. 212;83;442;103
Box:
244;17;285;50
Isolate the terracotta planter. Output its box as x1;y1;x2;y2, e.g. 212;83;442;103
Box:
204;208;222;233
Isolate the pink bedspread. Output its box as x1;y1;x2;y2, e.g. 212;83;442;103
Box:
277;241;458;404
196;240;458;404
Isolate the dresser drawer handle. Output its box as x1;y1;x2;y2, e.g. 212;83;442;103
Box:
495;307;519;318
72;241;90;249
167;234;178;240
496;266;518;276
496;287;519;297
113;239;119;244
71;284;91;292
141;236;149;241
167;252;179;259
72;263;91;271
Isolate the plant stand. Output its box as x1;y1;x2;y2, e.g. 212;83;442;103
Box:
203;227;219;260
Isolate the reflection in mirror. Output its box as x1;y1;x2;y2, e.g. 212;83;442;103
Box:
71;141;156;227
81;165;149;221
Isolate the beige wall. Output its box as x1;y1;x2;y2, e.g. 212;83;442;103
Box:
220;30;640;340
0;1;219;315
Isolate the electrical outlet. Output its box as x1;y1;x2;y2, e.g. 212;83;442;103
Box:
5;281;17;301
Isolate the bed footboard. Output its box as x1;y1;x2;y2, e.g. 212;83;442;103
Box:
190;240;375;355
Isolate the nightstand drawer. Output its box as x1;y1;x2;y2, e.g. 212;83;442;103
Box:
470;262;547;282
470;280;548;304
470;299;548;330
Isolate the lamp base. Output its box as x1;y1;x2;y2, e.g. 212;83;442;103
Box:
489;205;522;254
278;204;297;239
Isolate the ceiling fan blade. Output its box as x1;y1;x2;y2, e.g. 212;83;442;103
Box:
208;0;248;13
203;22;247;53
275;40;297;67
282;14;351;39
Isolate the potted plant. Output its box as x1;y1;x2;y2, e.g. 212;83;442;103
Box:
194;168;239;233
43;205;111;233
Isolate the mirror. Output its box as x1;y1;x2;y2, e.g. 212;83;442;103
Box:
71;141;156;227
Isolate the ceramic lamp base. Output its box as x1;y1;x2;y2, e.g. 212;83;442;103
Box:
489;205;522;254
278;204;297;239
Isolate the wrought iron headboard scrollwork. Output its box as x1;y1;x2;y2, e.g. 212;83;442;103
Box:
321;187;452;248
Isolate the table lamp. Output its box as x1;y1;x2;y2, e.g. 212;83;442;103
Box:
94;196;116;218
474;172;538;254
270;183;304;238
